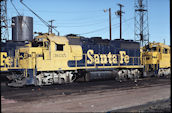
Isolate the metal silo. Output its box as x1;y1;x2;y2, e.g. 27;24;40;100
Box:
12;16;33;41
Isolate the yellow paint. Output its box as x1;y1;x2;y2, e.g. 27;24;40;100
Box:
86;50;129;65
1;33;151;73
94;54;100;64
17;34;82;71
1;52;7;66
87;50;94;64
141;42;170;70
112;54;117;64
0;52;13;71
119;51;129;64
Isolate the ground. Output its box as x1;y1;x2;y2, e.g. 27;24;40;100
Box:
1;77;171;112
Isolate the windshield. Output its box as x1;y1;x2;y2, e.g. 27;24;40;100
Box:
151;47;156;51
32;39;43;47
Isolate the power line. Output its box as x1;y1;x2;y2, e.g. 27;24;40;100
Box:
20;0;60;35
33;15;116;28
10;0;33;39
60;17;118;29
79;17;134;35
35;16;133;30
58;19;108;27
8;7;116;23
8;12;108;24
122;17;134;37
10;0;21;15
7;8;104;14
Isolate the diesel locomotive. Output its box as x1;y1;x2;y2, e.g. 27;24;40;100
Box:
141;42;170;77
0;33;170;87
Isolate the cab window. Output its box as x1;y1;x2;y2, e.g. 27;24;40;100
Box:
55;44;64;51
163;48;168;54
151;47;156;51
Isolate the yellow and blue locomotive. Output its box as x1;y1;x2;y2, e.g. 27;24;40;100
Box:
141;42;170;77
0;33;170;87
1;33;143;86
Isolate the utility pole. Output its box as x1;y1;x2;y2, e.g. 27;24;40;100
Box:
48;19;57;34
134;0;149;47
116;3;124;40
0;0;9;42
104;8;112;40
0;0;1;41
109;8;112;41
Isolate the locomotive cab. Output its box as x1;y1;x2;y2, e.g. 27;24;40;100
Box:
142;42;170;76
7;33;83;86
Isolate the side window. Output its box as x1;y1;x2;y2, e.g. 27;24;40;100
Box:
163;48;168;54
56;44;64;51
44;41;49;48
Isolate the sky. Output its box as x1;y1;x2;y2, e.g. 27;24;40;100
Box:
7;0;170;45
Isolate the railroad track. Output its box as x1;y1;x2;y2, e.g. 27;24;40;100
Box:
1;77;170;102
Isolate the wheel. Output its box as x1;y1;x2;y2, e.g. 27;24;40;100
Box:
59;78;65;84
35;78;41;86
